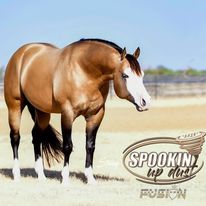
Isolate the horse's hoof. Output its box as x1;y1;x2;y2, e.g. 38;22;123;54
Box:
38;174;47;181
87;177;97;185
85;166;97;185
61;165;70;186
12;168;20;182
13;177;21;183
61;180;70;187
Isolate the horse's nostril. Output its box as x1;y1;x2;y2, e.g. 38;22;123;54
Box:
141;98;146;107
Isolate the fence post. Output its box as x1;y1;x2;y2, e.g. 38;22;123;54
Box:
154;75;158;99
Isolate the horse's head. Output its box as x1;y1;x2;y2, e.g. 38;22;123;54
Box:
114;47;151;112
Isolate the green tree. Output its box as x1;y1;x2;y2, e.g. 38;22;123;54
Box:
144;66;206;76
144;65;174;75
184;67;206;76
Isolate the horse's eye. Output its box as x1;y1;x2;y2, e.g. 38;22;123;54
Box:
122;73;129;79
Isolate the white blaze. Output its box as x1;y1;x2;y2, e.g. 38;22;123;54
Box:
124;67;151;110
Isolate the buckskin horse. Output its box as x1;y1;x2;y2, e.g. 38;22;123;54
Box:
4;38;151;185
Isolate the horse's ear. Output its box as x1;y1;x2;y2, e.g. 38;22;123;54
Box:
133;47;140;59
121;47;127;60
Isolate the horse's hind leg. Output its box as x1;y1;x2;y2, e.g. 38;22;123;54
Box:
84;107;105;184
61;106;74;185
8;100;25;182
32;110;50;180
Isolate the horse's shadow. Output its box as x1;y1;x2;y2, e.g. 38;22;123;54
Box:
0;168;125;183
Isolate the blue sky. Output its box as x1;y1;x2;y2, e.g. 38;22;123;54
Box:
0;0;206;70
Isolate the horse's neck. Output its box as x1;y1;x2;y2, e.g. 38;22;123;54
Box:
75;43;120;79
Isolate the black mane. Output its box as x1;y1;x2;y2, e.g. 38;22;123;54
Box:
79;38;123;54
79;38;141;75
125;54;141;75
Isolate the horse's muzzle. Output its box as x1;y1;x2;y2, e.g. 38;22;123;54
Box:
134;103;148;112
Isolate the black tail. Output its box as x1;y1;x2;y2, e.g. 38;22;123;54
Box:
27;101;36;122
41;125;63;167
27;101;63;167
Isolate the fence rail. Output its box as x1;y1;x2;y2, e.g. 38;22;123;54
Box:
145;83;206;98
144;74;206;84
144;75;206;98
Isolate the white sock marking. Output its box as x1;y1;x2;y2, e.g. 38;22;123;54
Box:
85;166;96;185
61;164;69;185
12;158;20;182
35;157;46;180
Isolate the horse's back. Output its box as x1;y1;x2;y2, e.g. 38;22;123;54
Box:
4;43;60;111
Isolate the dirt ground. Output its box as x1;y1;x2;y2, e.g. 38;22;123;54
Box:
0;97;206;206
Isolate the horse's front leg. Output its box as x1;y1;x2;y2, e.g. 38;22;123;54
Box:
61;108;73;185
84;107;105;184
